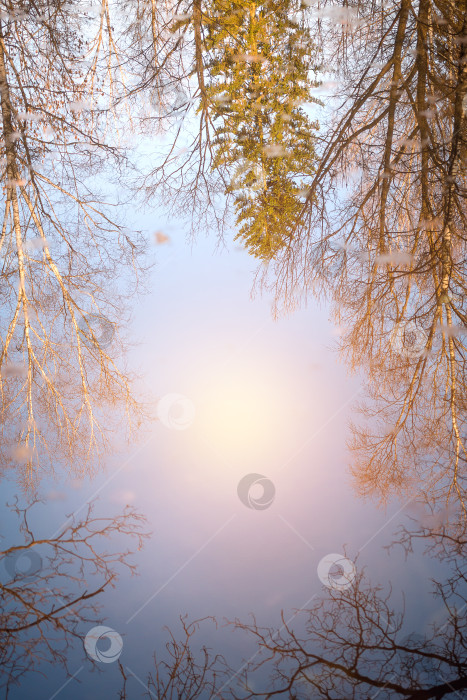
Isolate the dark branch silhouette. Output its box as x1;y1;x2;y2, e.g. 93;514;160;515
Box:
0;497;149;695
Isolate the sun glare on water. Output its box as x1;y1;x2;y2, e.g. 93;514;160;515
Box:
192;363;299;470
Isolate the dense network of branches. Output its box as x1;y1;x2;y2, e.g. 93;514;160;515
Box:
1;1;467;697
0;0;149;488
0;498;148;694
116;511;467;699
253;0;467;512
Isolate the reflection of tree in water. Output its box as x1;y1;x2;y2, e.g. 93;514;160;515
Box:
252;0;467;514
0;0;149;488
121;516;467;700
0;499;148;694
133;0;467;512
4;505;467;699
1;0;467;697
0;2;153;695
140;0;320;260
